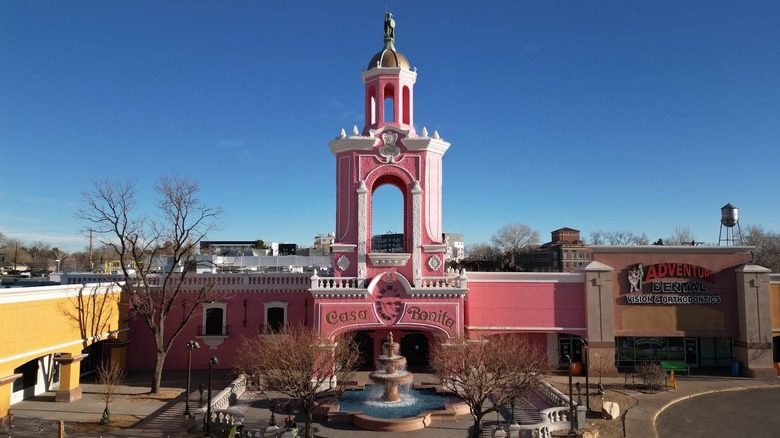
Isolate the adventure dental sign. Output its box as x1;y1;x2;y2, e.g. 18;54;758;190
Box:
625;263;722;305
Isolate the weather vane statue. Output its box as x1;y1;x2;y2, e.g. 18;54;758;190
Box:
384;12;395;42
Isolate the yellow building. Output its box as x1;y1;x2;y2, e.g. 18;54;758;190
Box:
0;283;127;424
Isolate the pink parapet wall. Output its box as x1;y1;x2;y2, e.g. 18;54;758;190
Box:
465;272;586;337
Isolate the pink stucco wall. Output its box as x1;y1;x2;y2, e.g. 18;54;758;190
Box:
118;272;587;371
465;272;586;336
125;274;313;371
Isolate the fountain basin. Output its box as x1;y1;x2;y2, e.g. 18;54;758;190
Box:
325;385;469;432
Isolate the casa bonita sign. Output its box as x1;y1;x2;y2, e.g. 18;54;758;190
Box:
625;263;722;305
319;301;460;337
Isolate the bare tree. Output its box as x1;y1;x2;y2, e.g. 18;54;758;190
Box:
76;177;222;393
97;360;126;424
588;230;604;245
430;335;550;438
589;351;613;386
490;223;540;270
664;225;696;246
233;325;360;438
464;243;503;271
743;224;780;272
589;230;648;245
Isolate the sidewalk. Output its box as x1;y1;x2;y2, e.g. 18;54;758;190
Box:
6;370;780;437
6;369;236;438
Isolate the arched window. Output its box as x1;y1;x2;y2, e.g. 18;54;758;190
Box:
383;84;395;123
263;301;289;334
402;86;411;125
368;86;377;125
201;302;227;336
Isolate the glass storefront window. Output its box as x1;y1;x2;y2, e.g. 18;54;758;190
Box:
616;336;732;369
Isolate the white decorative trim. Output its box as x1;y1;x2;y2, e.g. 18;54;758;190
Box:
200;302;228;346
0;282;122;305
331;244;357;252
368;253;411;267
403;137;451;155
412;182;422;285
337;255;350;271
262;301;289;333
422;244;448;253
428;255;442;271
196;335;228;350
379;131;401;162
357;181;368;274
328;137;376;156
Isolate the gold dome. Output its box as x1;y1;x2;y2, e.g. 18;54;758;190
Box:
368;48;410;70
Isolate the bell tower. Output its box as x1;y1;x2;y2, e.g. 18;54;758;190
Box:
328;12;452;288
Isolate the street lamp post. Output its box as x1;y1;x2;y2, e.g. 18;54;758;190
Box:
204;356;218;437
184;340;200;417
565;354;574;434
580;338;590;413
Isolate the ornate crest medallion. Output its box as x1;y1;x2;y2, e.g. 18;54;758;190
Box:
379;131;401;162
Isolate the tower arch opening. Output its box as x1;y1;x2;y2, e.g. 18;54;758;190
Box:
383;83;396;123
367;85;377;126
402;85;411;125
370;178;406;253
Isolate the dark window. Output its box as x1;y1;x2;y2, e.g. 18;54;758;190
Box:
205;308;224;335
267;307;285;333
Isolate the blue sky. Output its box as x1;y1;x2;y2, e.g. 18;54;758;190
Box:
2;1;779;253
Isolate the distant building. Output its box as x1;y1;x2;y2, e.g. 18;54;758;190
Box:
518;227;591;272
371;233;405;253
277;243;298;256
443;233;464;264
312;233;335;256
200;241;267;256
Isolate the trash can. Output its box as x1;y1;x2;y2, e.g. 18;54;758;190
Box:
730;360;740;377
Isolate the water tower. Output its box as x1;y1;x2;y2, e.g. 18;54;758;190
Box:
718;203;743;245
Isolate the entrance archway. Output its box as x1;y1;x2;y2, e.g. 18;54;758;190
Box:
400;332;430;371
353;331;375;371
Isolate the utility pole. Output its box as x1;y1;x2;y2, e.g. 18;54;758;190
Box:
89;229;94;272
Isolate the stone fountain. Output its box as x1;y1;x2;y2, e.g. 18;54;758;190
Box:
369;332;414;402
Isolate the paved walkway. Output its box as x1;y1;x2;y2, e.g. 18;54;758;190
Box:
4;370;780;437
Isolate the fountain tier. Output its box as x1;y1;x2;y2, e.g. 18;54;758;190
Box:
368;332;414;402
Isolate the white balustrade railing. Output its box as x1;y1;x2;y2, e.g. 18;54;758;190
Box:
418;275;467;290
310;276;364;290
207;374;247;411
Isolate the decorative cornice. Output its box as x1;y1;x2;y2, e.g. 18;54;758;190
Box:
422;244;448;253
403;137;451;155
578;261;614;272
328;136;376;156
331;244;357;253
309;290;371;298
368;253;411;267
734;264;772;273
361;67;418;82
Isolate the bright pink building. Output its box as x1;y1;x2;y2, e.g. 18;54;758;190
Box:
109;13;777;378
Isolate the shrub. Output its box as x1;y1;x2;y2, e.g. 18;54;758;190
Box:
634;363;665;391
